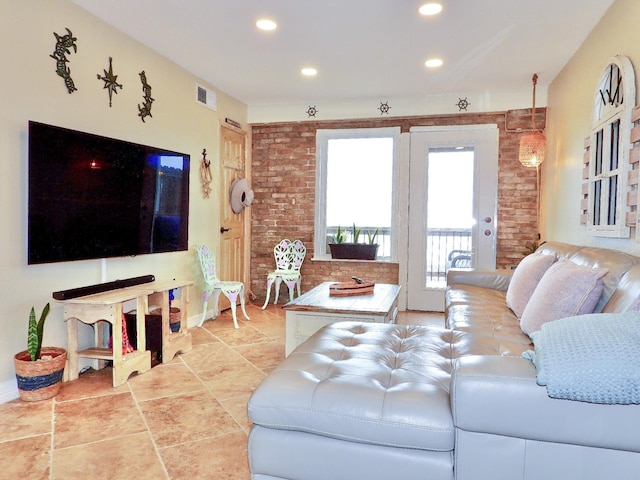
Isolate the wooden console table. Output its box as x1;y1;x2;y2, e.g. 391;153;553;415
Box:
284;282;400;356
59;279;193;387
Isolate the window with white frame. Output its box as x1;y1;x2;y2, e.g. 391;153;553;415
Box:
586;56;635;238
314;127;399;259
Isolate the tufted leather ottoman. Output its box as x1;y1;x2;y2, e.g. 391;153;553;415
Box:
248;321;473;480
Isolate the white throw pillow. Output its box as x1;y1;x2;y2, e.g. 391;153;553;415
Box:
520;260;608;335
506;253;556;318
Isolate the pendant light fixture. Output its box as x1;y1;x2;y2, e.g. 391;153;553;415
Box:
518;74;546;168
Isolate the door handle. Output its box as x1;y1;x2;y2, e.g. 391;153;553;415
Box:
220;227;231;233
483;217;492;223
484;229;492;236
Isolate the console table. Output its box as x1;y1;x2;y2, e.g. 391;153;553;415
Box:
59;279;192;387
283;282;400;356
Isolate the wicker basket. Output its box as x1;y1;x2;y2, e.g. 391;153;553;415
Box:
14;347;67;401
169;307;181;332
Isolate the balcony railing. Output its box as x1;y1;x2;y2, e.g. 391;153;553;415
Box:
426;228;472;288
325;226;471;287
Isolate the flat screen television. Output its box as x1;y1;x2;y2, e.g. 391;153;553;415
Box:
28;121;190;264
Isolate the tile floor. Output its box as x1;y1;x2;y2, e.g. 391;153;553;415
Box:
0;304;444;480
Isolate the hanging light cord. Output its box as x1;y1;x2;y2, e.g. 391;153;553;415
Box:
531;73;539;131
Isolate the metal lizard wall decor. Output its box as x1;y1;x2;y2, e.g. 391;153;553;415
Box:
137;70;154;122
50;28;78;94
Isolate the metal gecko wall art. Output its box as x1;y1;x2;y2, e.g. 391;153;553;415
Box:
97;57;123;107
137;70;154;122
50;28;78;94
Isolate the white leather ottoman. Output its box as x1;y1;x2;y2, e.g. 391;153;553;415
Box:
248;321;468;480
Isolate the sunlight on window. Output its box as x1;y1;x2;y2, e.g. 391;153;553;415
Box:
326;137;393;229
427;150;474;229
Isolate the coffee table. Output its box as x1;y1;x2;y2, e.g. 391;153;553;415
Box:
283;282;401;355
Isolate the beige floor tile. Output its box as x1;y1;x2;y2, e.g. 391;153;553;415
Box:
181;341;258;376
52;431;165;480
219;393;252;433
233;340;285;374
189;325;220;345
138;390;240;448
0;398;53;442
128;362;204;402
201;360;266;401
160;430;250;480
206;323;271;347
0;433;50;480
56;367;129;402
54;392;146;448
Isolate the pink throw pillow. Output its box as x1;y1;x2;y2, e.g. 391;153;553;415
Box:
520;260;608;335
506;253;556;318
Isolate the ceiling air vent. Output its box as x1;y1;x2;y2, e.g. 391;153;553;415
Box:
196;84;217;111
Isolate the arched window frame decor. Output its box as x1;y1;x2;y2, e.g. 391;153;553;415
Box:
582;56;636;238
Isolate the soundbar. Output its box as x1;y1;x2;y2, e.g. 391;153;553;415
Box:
52;274;156;300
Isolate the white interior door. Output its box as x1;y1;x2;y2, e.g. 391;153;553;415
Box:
407;125;498;311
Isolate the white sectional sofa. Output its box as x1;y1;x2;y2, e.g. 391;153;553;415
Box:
247;242;640;480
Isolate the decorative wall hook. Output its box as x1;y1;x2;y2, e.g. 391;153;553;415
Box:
200;148;213;198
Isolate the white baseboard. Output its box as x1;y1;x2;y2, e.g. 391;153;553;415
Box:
0;378;19;404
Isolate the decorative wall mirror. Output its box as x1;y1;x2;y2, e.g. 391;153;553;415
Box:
582;55;636;238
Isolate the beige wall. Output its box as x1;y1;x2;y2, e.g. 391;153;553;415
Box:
0;0;247;395
544;0;640;254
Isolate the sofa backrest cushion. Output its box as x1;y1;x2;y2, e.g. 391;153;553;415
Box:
603;264;640;313
506;253;556;318
567;247;640;312
520;260;608;335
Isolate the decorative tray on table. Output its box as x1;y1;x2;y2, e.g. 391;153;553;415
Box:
329;277;375;296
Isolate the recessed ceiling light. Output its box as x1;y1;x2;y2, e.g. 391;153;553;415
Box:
301;67;318;77
419;3;443;16
256;18;277;31
425;58;443;68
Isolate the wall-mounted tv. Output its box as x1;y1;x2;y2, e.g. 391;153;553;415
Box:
28;121;190;264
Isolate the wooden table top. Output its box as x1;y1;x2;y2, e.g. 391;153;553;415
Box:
284;282;400;315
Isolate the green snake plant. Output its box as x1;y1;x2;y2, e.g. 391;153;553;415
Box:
27;303;50;361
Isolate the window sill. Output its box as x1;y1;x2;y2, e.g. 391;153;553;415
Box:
311;257;397;264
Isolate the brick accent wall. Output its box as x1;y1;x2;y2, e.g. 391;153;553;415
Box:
250;109;545;303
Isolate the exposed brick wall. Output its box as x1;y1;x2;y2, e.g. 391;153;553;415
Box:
250;109;545;303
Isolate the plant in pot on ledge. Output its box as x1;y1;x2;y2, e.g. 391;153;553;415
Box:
329;224;379;260
14;303;67;401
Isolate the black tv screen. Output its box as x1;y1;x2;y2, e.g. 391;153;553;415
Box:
28;121;190;264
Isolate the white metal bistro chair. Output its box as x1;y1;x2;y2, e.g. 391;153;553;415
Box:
262;239;306;309
195;244;249;329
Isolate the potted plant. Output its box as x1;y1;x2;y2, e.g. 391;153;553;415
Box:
14;303;67;401
329;224;379;260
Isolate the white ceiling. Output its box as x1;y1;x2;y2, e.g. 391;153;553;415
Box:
72;0;614;107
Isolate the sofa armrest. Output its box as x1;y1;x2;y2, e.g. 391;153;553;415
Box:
446;268;513;292
451;355;640;453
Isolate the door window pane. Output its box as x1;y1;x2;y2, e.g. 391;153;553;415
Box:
425;148;474;288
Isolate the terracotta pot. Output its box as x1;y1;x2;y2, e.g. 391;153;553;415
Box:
329;243;379;260
14;347;66;401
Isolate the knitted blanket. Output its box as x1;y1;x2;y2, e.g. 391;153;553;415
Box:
523;312;640;404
